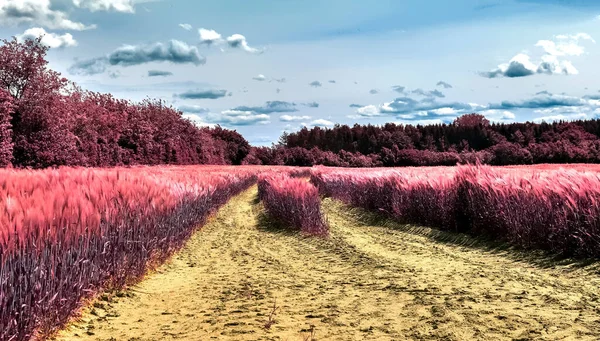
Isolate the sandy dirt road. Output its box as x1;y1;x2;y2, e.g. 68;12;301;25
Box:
54;185;600;341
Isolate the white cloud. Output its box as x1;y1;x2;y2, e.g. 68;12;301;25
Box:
226;34;263;54
532;113;588;123
196;29;263;53
481;33;594;78
182;113;218;128
73;0;136;13
205;110;270;126
280;115;311;122
479;109;516;123
199;28;222;45
394;119;448;125
0;0;94;30
310;119;334;127
179;23;192;31
70;40;206;75
354;105;383;118
178;105;209;113
252;74;267;81
535;40;585;57
16;27;77;48
430;107;459;115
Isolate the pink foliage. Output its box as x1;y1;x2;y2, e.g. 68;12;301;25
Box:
0;89;12;166
0;165;260;340
258;173;328;236
0;37;249;168
311;164;600;258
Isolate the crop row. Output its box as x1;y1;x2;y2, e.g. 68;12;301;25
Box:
258;173;328;236
0;166;264;341
311;164;600;258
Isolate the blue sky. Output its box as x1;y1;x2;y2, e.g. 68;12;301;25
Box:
2;1;600;145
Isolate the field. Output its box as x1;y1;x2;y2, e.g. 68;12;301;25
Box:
2;164;600;340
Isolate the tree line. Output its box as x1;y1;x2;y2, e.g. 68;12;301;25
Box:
243;114;600;166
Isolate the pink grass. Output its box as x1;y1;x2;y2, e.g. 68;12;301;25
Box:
258;173;328;236
311;164;600;258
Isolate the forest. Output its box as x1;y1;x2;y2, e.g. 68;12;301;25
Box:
245;114;600;167
0;37;250;168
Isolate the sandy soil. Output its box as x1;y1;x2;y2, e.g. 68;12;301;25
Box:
54;185;600;341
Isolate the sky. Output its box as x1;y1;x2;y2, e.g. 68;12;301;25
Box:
2;1;600;146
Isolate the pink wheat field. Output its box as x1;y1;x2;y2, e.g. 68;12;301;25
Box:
3;163;600;340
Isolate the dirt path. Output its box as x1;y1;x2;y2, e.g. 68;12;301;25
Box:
55;186;600;341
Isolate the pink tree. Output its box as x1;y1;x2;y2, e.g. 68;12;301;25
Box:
0;89;12;166
453;113;490;128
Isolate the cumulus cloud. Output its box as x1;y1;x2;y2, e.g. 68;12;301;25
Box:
178;105;209;113
481;54;579;78
175;89;228;100
310;119;335;128
349;104;363;108
436;81;453;89
196;28;263;53
309;81;322;87
252;74;267;81
304;102;319;108
16;27;77;48
351;96;480;121
480;33;594;78
369;89;379;94
148;70;173;77
355;89;600;124
536;33;595;56
226;34;263;53
199;28;222;45
280;115;312;122
488;92;588;109
73;0;136;13
179;23;192;31
205;110;270;126
348;105;384;119
108;40;205;66
380;97;474;115
0;0;94;30
529;104;599;123
233;101;298;114
69;40;205;75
